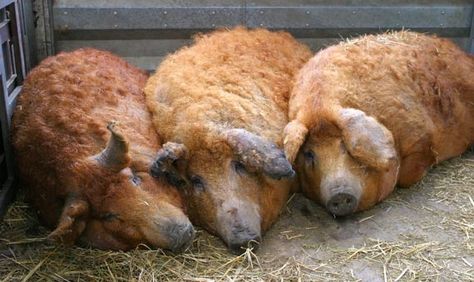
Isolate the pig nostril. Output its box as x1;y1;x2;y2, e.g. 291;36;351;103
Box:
168;223;195;253
227;208;238;216
326;192;358;217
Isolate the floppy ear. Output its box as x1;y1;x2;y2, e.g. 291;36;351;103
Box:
48;196;89;245
336;108;400;201
336;108;398;170
225;128;294;179
150;142;188;187
335;108;399;200
283;120;309;164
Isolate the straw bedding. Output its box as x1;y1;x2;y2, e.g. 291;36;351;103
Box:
1;147;472;281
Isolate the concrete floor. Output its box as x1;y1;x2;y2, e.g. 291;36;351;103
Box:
254;149;474;280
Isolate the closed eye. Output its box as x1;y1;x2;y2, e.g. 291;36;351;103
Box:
129;175;142;186
303;150;317;166
232;160;247;175
190;175;205;192
101;213;119;221
340;141;347;154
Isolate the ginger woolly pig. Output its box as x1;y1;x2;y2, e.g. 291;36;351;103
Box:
145;27;312;253
284;31;474;216
12;49;194;251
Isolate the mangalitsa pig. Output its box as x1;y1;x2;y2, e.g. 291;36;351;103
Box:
145;27;312;253
12;48;194;251
284;31;474;216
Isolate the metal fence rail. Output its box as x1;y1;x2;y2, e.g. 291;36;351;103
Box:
45;0;474;71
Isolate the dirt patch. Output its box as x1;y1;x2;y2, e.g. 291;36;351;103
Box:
1;149;473;281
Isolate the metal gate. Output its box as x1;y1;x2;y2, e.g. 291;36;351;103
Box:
0;0;30;218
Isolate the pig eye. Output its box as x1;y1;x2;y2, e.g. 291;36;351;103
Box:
232;160;247;175
303;150;317;167
129;175;142;186
101;213;119;221
190;175;205;192
340;142;347;153
303;150;316;164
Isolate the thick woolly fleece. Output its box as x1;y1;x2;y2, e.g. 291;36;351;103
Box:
145;27;312;235
285;31;474;211
12;48;188;250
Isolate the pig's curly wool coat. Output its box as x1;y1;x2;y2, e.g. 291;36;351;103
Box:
146;27;312;148
145;27;312;234
11;49;187;250
287;31;474;205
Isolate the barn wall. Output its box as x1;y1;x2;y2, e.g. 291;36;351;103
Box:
38;0;474;71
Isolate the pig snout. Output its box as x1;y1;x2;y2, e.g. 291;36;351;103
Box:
326;191;358;216
322;182;361;216
166;222;195;253
227;226;262;254
217;202;262;254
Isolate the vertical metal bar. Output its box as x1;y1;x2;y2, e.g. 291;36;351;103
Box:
0;40;16;219
241;0;247;26
19;0;36;68
0;41;9;141
8;0;25;83
33;0;54;61
470;5;474;53
44;0;54;55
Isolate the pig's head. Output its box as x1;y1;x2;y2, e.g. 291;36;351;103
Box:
49;123;194;252
150;128;294;254
284;108;399;216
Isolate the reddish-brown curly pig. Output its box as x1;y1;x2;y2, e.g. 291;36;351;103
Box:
284;31;474;216
11;48;194;251
145;27;312;253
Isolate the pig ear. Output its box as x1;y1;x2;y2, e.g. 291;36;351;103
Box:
92;122;131;172
150;142;188;188
48;196;89;245
225;128;295;179
283;120;309;163
336;108;399;170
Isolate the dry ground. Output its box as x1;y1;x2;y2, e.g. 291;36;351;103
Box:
0;148;472;281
